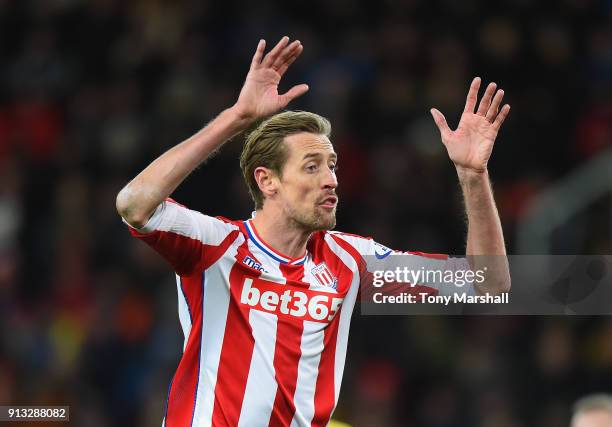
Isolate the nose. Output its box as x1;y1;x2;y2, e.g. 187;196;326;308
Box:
323;167;338;190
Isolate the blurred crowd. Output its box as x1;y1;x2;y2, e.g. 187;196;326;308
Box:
1;0;611;425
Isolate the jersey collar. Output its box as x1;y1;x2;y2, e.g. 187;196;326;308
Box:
244;219;307;266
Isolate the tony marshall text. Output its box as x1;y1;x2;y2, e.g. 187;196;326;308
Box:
373;292;509;305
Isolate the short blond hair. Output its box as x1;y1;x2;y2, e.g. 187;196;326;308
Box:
240;111;331;209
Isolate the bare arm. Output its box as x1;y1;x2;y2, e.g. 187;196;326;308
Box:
459;168;510;294
459;169;506;256
116;37;308;228
430;77;511;294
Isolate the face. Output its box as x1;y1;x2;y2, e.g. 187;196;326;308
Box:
275;132;338;232
572;410;612;427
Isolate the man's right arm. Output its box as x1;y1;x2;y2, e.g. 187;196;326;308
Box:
116;36;308;228
116;108;251;228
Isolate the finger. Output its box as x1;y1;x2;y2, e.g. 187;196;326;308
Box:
492;104;510;129
279;84;309;107
262;36;290;67
430;108;452;140
251;39;266;69
277;45;303;76
486;89;505;121
476;82;496;116
463;77;481;114
273;40;301;70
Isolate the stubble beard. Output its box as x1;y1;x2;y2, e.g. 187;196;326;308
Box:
287;204;337;232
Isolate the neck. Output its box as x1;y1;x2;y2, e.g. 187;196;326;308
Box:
251;208;312;259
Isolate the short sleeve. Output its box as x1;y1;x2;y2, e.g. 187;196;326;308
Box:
122;199;240;275
330;231;476;296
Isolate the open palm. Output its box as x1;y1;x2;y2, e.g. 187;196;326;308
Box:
431;77;510;173
234;37;309;121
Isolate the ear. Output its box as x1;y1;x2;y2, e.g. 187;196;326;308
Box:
254;167;279;201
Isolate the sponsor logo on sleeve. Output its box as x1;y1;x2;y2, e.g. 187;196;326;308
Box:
374;242;392;259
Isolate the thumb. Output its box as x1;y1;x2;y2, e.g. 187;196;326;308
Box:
279;84;309;107
430;108;451;140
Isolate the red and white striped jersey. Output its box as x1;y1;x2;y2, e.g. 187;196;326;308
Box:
124;199;468;427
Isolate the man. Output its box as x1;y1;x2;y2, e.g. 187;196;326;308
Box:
116;36;510;426
571;394;612;427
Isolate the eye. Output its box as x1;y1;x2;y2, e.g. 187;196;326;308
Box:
329;164;338;172
306;164;318;172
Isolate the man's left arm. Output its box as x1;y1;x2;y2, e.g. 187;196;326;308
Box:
430;77;511;295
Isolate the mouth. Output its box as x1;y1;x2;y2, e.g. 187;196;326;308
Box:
319;196;338;209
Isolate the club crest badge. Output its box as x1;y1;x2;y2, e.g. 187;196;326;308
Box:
311;263;338;289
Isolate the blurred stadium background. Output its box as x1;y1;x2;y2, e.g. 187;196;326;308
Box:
1;0;612;425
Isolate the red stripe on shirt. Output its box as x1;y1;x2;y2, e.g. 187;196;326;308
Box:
310;235;353;426
268;264;305;427
311;315;339;427
128;216;239;275
330;233;376;305
201;229;241;270
165;272;203;427
128;228;204;276
211;240;257;426
405;250;449;260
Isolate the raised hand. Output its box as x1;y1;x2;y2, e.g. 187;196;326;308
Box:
233;37;309;122
430;77;510;173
